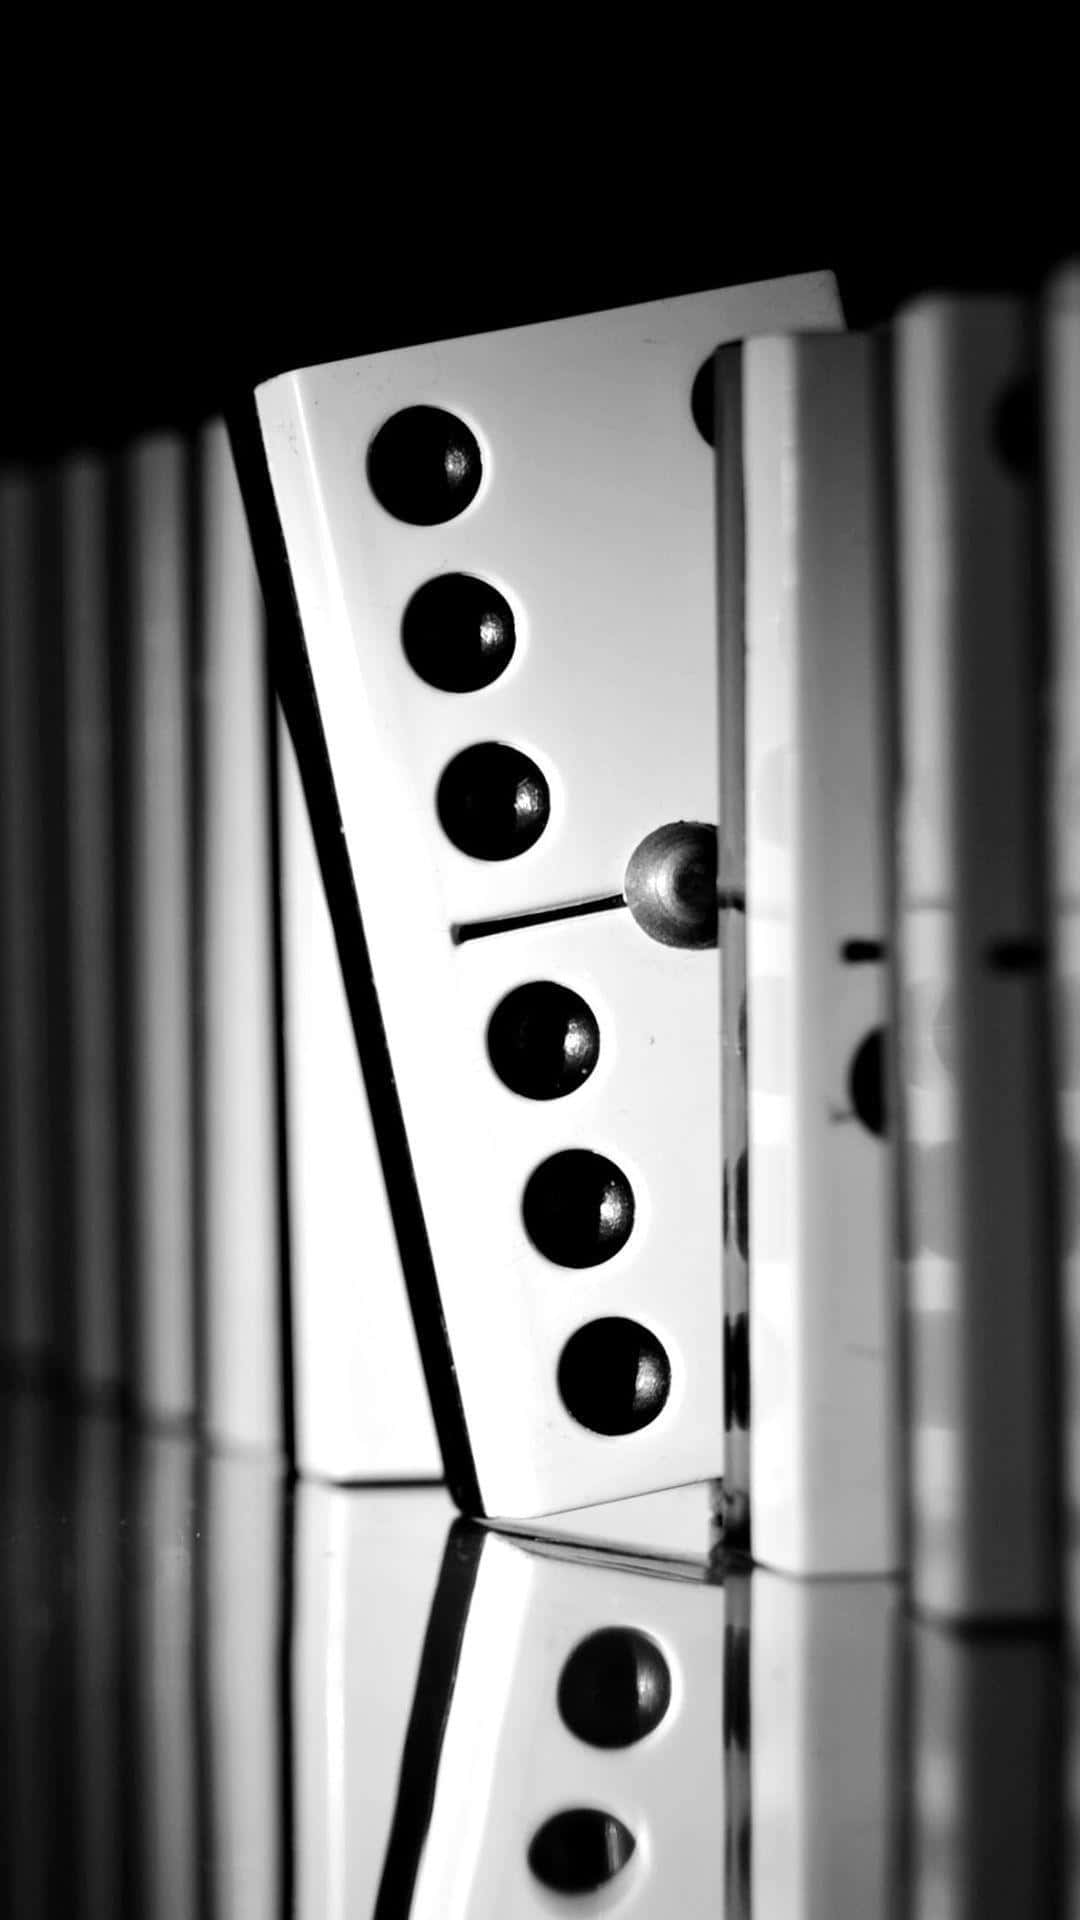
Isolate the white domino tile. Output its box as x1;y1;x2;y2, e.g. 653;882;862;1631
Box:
730;331;898;1573
122;439;197;1422
198;423;283;1453
894;296;1059;1621
61;456;123;1396
255;273;842;1518
0;475;55;1375
1046;265;1080;1651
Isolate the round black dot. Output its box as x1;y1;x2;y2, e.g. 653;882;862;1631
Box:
848;1027;887;1138
557;1318;671;1435
366;406;482;525
690;355;716;446
487;983;599;1100
527;1808;636;1895
558;1627;671;1749
436;743;550;860
523;1151;634;1267
401;574;516;693
990;375;1037;477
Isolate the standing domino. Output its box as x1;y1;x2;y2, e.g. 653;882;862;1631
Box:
247;273;842;1518
716;332;899;1573
894;297;1060;1621
197;422;283;1453
1046;266;1080;1647
119;439;197;1423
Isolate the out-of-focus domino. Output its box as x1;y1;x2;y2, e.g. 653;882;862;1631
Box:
202;1449;286;1917
248;273;842;1519
386;1524;731;1918
71;1406;125;1918
745;1567;898;1918
197;423;283;1453
0;476;61;1378
120;441;197;1422
894;298;1060;1621
61;457;123;1396
903;1618;1064;1917
1045;266;1080;1651
128;1431;200;1913
292;1483;454;1919
715;332;899;1573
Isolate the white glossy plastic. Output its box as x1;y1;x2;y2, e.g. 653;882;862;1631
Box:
741;333;899;1574
256;273;842;1516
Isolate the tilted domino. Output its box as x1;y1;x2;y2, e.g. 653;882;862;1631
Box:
715;331;899;1573
894;296;1061;1621
1045;265;1080;1652
244;272;842;1519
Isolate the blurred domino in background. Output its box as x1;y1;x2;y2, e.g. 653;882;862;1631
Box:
894;296;1060;1621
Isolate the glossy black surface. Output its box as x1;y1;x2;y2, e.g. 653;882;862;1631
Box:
1;1384;1075;1917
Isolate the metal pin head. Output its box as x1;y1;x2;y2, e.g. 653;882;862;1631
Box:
623;822;718;949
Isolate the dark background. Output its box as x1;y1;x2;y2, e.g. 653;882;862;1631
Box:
1;108;1074;461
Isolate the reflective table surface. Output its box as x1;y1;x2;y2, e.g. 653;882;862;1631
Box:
0;1384;1073;1917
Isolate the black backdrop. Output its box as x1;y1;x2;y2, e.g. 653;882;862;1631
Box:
2;112;1076;461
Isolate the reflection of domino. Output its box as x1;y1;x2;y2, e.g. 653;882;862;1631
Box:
904;1618;1063;1914
715;332;899;1573
382;1524;731;1917
894;298;1060;1621
292;1484;454;1917
742;1565;898;1917
244;272;842;1519
1046;268;1080;1650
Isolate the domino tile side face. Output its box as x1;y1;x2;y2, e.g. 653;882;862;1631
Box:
742;332;898;1575
122;439;197;1421
894;297;1059;1620
1046;268;1080;1652
61;458;123;1394
256;272;842;1518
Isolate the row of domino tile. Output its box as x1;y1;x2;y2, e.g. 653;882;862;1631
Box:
0;1388;1069;1919
247;265;1080;1623
717;273;1080;1623
0;419;725;1561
